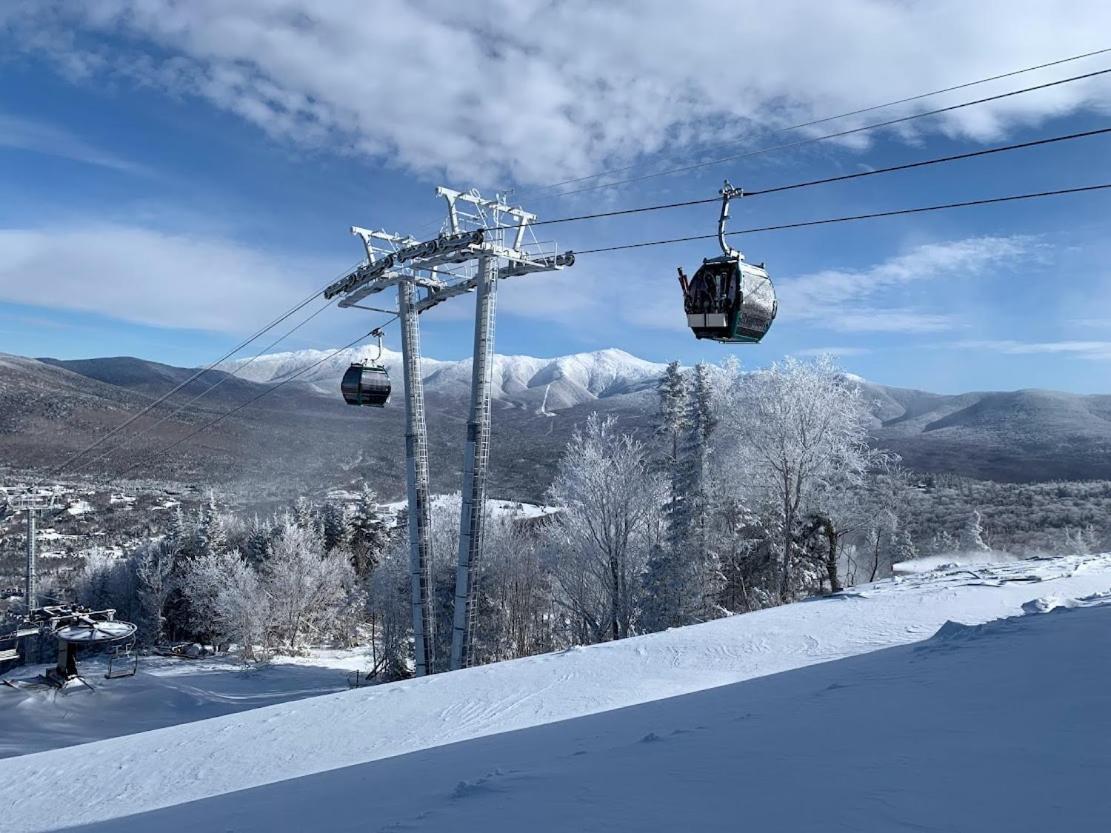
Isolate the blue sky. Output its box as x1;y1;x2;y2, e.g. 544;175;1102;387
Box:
1;1;1111;393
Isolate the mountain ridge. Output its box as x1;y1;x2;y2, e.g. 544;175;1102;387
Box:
3;348;1111;491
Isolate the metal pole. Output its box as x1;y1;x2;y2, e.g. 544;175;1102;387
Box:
450;252;498;670
398;279;435;676
25;506;37;612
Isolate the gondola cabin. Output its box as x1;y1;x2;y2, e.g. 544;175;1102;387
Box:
341;363;392;407
679;256;777;343
678;180;778;344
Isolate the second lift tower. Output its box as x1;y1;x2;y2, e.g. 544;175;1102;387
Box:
324;188;572;675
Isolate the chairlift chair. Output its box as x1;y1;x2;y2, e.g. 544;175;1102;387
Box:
678;181;777;343
105;637;138;679
341;329;392;407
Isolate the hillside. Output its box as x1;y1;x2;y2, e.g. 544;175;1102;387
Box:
4;348;1111;496
2;552;1110;831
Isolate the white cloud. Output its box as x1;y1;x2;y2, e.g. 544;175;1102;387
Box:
953;339;1111;360
5;1;1110;185
0;224;340;332
778;236;1032;332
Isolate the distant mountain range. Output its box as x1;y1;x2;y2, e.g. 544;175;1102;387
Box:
1;347;1109;500
221;346;667;414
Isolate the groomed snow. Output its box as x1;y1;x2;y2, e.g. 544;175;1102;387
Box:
0;653;362;759
3;554;1111;832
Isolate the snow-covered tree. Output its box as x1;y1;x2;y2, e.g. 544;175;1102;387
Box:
643;362;727;630
242;515;272;567
347;486;393;577
718;356;880;599
657;360;689;464
75;548;137;619
928;528;957;556
474;515;556;662
133;540;177;644
1061;524;1100;556
264;517;357;650
318;501;350;553
367;538;412;680
180;549;269;659
546;413;664;642
889;527;918;565
958;511;991;552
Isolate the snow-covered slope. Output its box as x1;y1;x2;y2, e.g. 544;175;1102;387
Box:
3;553;1111;832
220;347;666;412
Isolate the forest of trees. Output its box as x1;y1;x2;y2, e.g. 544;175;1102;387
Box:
68;356;1111;678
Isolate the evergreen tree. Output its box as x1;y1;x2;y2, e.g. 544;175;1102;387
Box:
293;496;315;531
889;527;918;565
243;515;273;567
347;486;392;578
929;528;957;555
643;363;722;631
319;501;350;553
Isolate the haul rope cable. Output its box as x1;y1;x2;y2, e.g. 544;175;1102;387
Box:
549;66;1111;197
530;46;1111;194
52;262;360;474
572;182;1111;255
117;322;396;477
479;126;1111;233
71;295;342;472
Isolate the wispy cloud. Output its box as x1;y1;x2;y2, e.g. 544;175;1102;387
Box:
4;2;1110;185
0;224;337;332
778;236;1032;333
953;339;1111;360
792;346;871;358
0;114;150;176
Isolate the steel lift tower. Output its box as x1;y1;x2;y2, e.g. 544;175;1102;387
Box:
325;188;572;675
12;490;54;612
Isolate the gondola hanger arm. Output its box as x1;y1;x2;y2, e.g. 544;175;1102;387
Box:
718;180;745;261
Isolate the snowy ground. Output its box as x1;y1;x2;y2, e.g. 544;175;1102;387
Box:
3;553;1111;832
0;651;372;758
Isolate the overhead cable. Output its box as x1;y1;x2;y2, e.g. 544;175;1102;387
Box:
530;46;1111;194
71;296;340;472
51;263;358;475
479;126;1111;232
117;322;394;477
574;182;1111;255
550;66;1111;197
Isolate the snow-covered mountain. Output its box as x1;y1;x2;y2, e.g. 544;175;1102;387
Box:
221;346;668;413
4;552;1111;831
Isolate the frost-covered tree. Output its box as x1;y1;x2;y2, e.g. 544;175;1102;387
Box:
928;528;957;556
1061;524;1100;556
474;515;556;662
889;527;918;565
547;414;664;642
181;549;269;659
367;538;412;680
75;548;138;620
242;515;272;567
958;511;991;553
644;363;724;629
264;517;357;650
719;356;879;599
133;540;177;644
347;487;393;577
318;501;350;553
657;361;689;462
